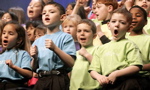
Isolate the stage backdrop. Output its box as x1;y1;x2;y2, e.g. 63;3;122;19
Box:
0;0;75;20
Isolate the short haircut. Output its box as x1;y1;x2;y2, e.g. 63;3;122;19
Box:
110;7;132;25
78;19;96;34
96;0;118;10
129;5;147;22
45;2;65;15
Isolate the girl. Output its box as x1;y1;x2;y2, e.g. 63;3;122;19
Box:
0;21;32;89
27;0;44;21
26;20;43;44
62;14;81;51
1;11;18;23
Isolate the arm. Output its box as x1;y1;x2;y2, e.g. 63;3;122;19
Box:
71;0;87;15
45;39;75;67
108;65;140;84
95;22;111;44
5;60;32;78
142;64;150;71
30;45;38;72
79;47;92;62
90;70;110;86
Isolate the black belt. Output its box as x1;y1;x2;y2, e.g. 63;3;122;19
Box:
38;69;65;78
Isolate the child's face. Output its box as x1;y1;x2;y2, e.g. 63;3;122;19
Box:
42;5;62;25
130;7;147;31
27;0;42;20
108;13;130;41
66;5;73;16
35;29;45;40
77;23;95;47
95;3;109;20
135;0;150;13
63;21;77;41
2;13;12;22
26;25;35;42
2;24;18;49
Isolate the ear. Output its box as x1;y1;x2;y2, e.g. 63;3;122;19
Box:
60;14;67;21
107;5;113;13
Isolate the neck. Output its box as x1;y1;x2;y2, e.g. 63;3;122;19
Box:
46;26;59;34
129;30;143;36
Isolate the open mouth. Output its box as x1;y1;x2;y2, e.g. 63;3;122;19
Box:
114;29;118;35
45;18;50;21
141;4;147;9
3;40;8;43
29;10;33;14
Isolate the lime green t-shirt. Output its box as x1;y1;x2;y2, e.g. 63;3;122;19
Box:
92;19;112;46
70;46;100;90
144;17;150;35
127;34;150;76
89;39;143;76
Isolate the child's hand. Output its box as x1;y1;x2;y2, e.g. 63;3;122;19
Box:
95;23;104;38
79;47;88;57
5;59;14;68
76;0;87;7
108;70;118;84
124;0;134;10
45;39;56;51
30;45;38;58
96;74;110;86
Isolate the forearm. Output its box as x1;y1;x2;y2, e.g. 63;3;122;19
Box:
31;57;38;72
53;46;75;67
114;66;140;78
142;64;150;71
90;70;100;80
12;65;33;78
84;53;92;63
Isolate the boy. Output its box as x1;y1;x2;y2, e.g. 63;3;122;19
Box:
93;0;118;46
31;2;76;90
70;19;100;90
89;7;143;89
127;5;150;89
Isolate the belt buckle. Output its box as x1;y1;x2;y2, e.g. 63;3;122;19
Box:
38;72;42;78
56;71;60;75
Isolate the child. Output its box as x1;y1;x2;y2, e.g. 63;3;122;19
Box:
1;11;18;23
27;0;44;21
31;2;76;90
89;7;143;89
126;5;150;89
66;2;87;19
62;14;81;51
70;19;100;90
34;24;47;40
0;21;32;89
8;7;26;26
93;0;118;46
26;20;43;44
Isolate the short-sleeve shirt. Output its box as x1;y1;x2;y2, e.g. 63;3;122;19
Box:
32;30;76;73
144;17;150;35
70;46;100;90
92;19;112;46
89;39;143;76
127;34;150;76
0;49;32;80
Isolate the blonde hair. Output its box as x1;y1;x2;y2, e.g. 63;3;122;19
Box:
62;14;81;28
